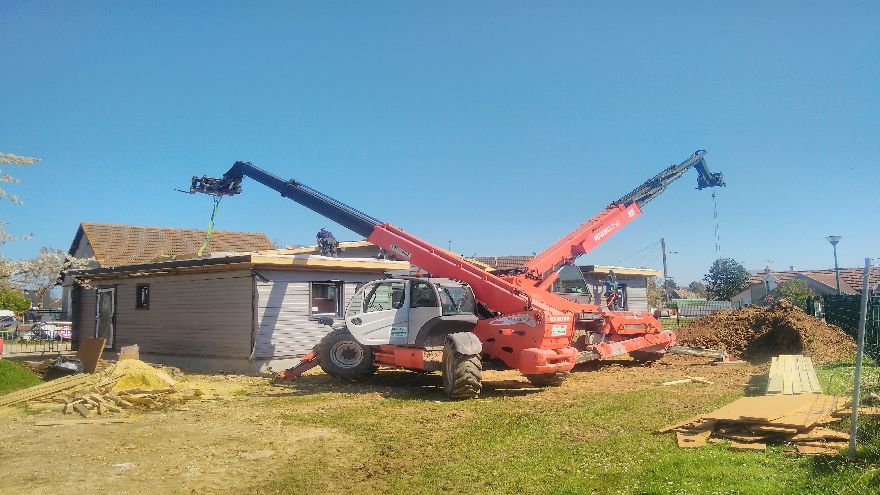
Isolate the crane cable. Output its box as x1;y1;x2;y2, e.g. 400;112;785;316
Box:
197;195;223;256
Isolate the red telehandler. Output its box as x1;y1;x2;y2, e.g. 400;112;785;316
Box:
492;150;725;363
189;164;580;398
187;150;723;397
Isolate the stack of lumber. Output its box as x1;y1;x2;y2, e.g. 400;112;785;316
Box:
0;359;210;420
0;374;91;407
661;394;851;455
767;355;823;395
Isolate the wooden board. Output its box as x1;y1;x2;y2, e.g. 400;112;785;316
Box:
730;441;767;451
0;374;90;406
700;394;823;423
676;430;711;448
77;337;106;374
766;355;823;395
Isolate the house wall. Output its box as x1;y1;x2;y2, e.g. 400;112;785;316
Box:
62;240;100;319
72;270;254;358
253;269;385;359
576;273;651;313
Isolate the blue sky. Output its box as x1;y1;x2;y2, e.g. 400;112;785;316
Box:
1;1;878;285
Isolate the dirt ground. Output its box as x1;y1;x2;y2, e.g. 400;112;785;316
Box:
0;356;761;495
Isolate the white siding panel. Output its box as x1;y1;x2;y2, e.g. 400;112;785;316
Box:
253;271;384;359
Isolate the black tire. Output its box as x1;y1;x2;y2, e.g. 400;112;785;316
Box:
317;328;377;380
441;342;482;399
525;372;568;387
629;350;665;363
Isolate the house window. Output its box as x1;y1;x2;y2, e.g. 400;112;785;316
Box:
136;284;150;309
311;282;343;318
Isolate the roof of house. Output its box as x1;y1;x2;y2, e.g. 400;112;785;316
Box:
69;222;273;267
471;256;535;271
469;256;660;277
72;252;410;280
670;287;704;300
746;267;878;295
260;240;374;256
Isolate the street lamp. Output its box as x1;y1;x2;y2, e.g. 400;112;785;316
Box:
825;236;842;294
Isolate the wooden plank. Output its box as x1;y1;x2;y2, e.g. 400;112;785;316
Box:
77;337;106;373
676;430;711;448
0;374;90;406
804;358;823;393
34;418;133;426
729;441;767;451
700;394;822;423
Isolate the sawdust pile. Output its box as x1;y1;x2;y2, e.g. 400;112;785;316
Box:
106;359;176;392
675;300;855;364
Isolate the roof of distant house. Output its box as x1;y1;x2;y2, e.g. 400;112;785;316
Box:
69;222;273;268
746;267;880;295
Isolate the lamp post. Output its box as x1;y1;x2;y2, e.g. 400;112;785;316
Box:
825;236;842;294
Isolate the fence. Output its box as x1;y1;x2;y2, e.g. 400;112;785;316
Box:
660;300;731;329
822;292;880;467
0;327;73;357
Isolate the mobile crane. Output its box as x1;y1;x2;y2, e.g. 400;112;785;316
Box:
496;150;725;362
188;163;581;398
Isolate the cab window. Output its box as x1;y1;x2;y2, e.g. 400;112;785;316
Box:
410;281;438;308
364;281;406;313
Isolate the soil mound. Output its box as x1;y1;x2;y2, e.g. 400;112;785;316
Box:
675;300;855;364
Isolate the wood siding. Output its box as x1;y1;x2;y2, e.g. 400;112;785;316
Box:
73;270;254;358
253;270;384;359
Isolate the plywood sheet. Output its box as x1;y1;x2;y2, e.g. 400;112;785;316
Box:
77;337;106;374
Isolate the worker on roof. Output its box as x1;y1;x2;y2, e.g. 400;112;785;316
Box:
316;228;339;257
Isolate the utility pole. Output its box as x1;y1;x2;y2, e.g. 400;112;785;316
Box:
661;238;669;303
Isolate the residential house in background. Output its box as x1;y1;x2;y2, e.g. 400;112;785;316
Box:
471;256;660;313
730;266;880;308
61;223;273;318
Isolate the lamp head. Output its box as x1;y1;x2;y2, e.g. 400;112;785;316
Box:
826;235;842;246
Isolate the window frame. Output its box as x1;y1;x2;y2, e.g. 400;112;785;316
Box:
310;281;345;319
135;283;150;310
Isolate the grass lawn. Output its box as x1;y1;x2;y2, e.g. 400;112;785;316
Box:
0;359;42;395
258;360;879;495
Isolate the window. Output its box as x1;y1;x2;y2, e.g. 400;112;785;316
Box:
410;281;438;308
311;282;343;318
364;281;406;313
136;284;149;309
438;285;476;316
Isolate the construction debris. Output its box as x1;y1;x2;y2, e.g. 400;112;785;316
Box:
767;355;822;395
660;393;851;455
77;337;106;373
676;300;855;364
0;359;210;419
663;376;714;386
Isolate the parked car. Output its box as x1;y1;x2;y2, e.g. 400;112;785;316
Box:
0;310;18;329
32;322;73;341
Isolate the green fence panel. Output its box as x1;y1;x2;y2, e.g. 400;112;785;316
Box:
824;294;880;362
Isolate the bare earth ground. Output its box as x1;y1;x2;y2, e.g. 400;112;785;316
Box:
0;356;764;495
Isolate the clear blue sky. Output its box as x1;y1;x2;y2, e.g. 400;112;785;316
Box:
1;1;878;285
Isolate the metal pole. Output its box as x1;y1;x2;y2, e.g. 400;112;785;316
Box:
661;238;669;303
848;257;871;460
833;244;841;295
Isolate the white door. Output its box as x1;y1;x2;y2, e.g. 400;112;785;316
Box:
95;288;115;349
346;280;409;345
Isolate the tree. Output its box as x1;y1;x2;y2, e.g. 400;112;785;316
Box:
647;276;663;309
703;258;750;301
0;152;39;205
11;247;93;309
663;278;679;290
687;281;708;299
0;288;31;314
773;279;816;309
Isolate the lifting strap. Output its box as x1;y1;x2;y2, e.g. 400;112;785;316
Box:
197;196;222;256
712;190;721;261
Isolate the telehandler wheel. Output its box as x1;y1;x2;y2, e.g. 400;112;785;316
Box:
317;328;377;380
441;342;482;399
629;350;665;363
524;372;568;387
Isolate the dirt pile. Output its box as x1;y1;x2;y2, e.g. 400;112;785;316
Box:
675;300;855;364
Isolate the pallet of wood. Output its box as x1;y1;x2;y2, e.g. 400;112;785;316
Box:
766;354;822;395
660;393;849;455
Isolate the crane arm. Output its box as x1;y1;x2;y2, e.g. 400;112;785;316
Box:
522;150;724;283
189;162;539;315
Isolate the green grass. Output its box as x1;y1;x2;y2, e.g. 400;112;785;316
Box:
252;367;880;495
0;359;43;395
